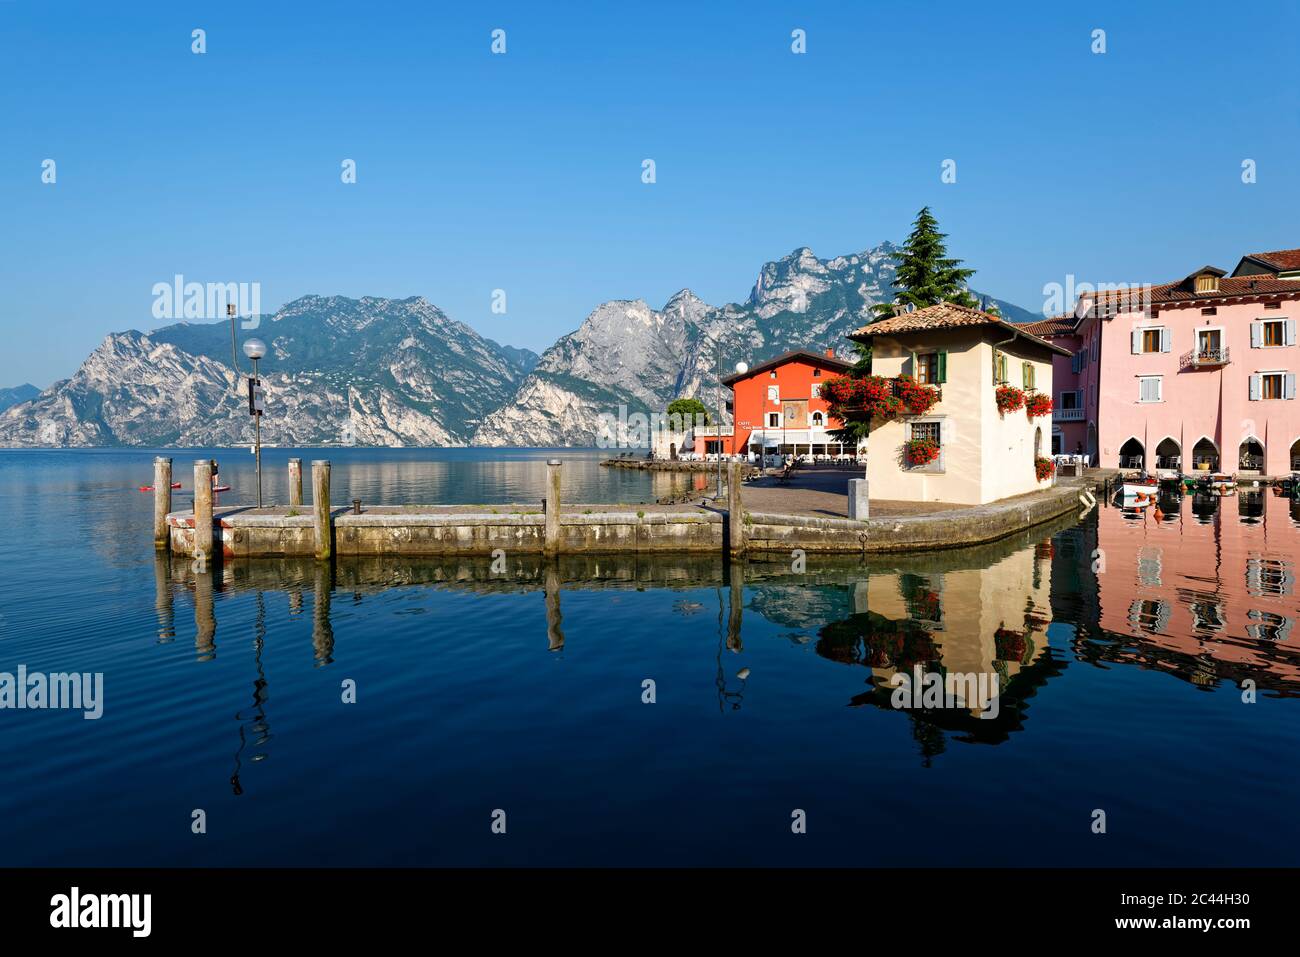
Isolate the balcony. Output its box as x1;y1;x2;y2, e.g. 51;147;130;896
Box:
692;425;734;438
1180;346;1230;370
1054;407;1085;421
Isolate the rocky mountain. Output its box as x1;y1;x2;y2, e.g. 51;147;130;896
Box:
471;243;1030;446
0;296;537;447
0;384;39;413
0;242;1032;448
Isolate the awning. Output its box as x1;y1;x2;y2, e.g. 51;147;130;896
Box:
745;429;840;446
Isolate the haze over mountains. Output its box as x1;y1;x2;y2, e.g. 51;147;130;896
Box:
0;242;1035;448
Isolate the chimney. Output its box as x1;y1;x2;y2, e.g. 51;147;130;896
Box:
825;348;834;358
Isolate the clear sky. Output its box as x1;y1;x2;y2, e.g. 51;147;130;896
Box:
2;0;1297;387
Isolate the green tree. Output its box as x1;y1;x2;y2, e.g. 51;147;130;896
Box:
871;206;978;319
666;396;710;427
828;207;976;448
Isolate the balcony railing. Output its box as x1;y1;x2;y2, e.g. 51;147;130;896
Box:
1180;346;1230;370
692;425;734;437
1054;407;1085;421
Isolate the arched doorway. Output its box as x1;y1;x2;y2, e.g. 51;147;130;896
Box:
1239;438;1264;472
1192;437;1219;473
1292;438;1300;472
1119;437;1145;470
1155;437;1181;472
1034;426;1042;459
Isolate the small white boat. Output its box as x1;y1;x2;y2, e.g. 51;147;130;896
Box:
1120;476;1159;498
1208;473;1236;492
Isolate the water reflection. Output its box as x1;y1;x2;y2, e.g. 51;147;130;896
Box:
1074;487;1300;695
151;489;1300;773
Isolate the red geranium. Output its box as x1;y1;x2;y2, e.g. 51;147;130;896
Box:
1034;456;1055;481
995;385;1026;414
1025;392;1053;419
821;374;904;420
905;437;940;466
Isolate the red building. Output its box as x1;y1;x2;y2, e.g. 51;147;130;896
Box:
708;349;855;458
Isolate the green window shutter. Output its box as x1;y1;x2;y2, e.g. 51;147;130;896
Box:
992;349;1000;384
910;351;917;377
936;351;947;384
1022;361;1029;388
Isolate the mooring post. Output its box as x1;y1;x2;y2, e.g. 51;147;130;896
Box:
848;477;869;521
544;458;562;556
288;457;303;508
312;460;332;561
193;458;214;562
153;456;172;549
727;460;745;556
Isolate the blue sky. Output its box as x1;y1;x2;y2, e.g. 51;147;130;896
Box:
2;0;1298;387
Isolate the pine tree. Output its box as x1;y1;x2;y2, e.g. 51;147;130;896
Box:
871;207;978;319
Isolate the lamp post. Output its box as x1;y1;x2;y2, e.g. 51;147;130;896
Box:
716;349;748;499
243;338;267;508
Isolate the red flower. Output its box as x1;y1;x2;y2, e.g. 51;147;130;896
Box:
995;385;1026;414
905;437;940;465
1034;456;1055;481
1025;392;1053;419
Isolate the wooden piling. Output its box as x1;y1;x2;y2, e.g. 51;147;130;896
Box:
544;458;562;556
727;460;745;556
153;456;172;549
193;458;213;562
288;458;303;507
312;460;332;560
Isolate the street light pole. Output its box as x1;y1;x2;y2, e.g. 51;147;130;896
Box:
243;338;267;508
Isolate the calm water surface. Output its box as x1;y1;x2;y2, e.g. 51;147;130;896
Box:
1;449;1297;866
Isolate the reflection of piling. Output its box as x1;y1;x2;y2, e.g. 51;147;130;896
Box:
288;588;303;616
544;562;565;651
312;561;334;665
726;461;745;557
153;551;175;643
194;565;216;661
153;456;172;548
312;460;332;561
193;459;214;560
288;458;303;508
544;459;562;557
727;561;744;651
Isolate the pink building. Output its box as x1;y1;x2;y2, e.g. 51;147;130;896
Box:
1024;248;1300;475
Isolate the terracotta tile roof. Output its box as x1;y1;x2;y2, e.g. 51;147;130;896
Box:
849;302;1072;356
1088;275;1300;309
1240;248;1300;272
1019;314;1079;338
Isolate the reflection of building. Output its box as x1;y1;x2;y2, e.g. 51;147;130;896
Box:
851;303;1068;504
815;539;1062;747
1025;248;1300;473
1087;491;1300;692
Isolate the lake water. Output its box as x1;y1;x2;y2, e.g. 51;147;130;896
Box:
1;449;1297;866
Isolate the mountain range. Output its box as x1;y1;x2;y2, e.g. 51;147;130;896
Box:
0;242;1036;448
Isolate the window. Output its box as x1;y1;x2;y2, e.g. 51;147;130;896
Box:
914;352;946;385
1138;376;1162;403
1133;327;1169;354
1253;318;1295;348
1060;390;1082;409
766;385;779;403
812;368;821;377
811;411;824;426
1022;361;1036;390
993;351;1009;384
1248;372;1296;400
911;421;941;446
766;412;781;427
1201;307;1217;316
769;370;777;379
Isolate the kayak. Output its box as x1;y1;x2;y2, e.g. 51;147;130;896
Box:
138;482;183;492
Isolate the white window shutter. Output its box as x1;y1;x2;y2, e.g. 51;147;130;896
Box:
1131;329;1141;354
1249;374;1261;401
1161;328;1171;352
1251;322;1262;348
1287;319;1296;346
1155;377;1162;401
1287;373;1297;400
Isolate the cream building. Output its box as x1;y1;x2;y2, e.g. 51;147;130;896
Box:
851;303;1069;505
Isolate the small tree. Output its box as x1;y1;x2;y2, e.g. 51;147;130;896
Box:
666;397;709;428
872;207;978;319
